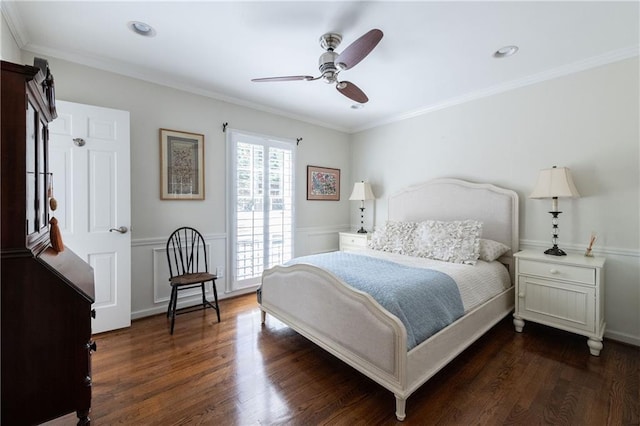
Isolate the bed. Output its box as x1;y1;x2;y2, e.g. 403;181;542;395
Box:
258;178;519;420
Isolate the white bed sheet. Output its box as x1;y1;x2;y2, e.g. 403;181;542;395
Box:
350;248;511;313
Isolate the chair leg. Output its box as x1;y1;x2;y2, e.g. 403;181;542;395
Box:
167;286;176;317
170;286;178;334
168;280;220;334
212;279;220;322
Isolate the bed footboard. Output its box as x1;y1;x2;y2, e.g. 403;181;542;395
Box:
260;263;408;395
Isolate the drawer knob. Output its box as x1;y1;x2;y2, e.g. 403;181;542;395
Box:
549;269;559;274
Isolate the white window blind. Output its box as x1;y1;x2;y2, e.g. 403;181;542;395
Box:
228;130;294;291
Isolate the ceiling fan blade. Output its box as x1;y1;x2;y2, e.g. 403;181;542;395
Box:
337;81;369;103
335;29;383;70
251;75;314;82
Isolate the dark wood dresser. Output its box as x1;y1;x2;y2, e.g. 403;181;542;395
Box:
1;59;96;425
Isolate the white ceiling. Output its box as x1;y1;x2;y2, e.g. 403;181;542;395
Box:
3;1;638;133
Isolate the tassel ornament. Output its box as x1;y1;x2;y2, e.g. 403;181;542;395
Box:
48;174;57;211
49;217;64;253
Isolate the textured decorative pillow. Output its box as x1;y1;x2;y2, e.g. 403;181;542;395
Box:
478;239;510;262
368;221;417;254
412;220;482;264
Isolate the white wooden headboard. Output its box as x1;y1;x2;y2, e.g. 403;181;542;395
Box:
388;178;519;280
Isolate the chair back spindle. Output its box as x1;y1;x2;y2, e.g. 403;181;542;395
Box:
167;227;209;279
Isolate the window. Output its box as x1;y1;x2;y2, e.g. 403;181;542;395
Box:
227;130;294;291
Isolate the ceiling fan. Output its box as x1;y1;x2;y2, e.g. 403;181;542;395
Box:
251;29;383;104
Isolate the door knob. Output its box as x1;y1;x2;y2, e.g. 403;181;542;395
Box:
109;226;128;234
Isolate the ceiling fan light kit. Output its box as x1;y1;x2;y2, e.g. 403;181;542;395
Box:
252;28;383;104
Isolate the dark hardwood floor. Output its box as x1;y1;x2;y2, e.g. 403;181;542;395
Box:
46;294;638;425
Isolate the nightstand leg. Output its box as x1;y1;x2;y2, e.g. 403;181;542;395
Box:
587;337;603;356
513;316;525;333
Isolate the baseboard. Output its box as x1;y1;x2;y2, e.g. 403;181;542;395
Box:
605;330;640;347
131;285;258;320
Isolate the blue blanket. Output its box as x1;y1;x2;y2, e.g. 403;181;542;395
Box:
286;252;464;350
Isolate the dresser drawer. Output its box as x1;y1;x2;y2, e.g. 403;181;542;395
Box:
519;259;595;285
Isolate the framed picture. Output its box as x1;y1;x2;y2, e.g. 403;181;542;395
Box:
160;128;205;200
307;165;340;201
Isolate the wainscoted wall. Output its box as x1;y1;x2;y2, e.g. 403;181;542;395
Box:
131;233;227;320
350;58;640;346
295;225;351;255
131;225;348;320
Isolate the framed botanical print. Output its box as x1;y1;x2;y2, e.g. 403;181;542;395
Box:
160;128;205;200
307;165;340;201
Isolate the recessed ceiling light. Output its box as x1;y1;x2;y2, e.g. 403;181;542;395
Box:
493;45;518;58
128;21;156;37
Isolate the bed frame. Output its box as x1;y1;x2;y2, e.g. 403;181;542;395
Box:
259;178;519;420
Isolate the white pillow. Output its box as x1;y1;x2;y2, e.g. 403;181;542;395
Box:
478;239;510;261
412;220;482;265
368;220;417;255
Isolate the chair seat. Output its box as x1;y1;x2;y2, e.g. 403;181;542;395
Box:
170;272;217;286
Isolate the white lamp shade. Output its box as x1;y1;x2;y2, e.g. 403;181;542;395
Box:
529;167;580;199
349;181;375;201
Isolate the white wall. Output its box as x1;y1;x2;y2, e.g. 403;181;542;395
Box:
0;11;21;62
20;53;351;319
351;58;640;345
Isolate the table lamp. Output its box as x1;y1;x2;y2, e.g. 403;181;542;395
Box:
529;166;580;256
349;181;375;233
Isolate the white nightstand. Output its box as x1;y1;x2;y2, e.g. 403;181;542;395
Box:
339;232;370;251
513;249;606;356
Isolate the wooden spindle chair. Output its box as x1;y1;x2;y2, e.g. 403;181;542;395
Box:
165;227;220;334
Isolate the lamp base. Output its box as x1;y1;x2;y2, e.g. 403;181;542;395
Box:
544;246;567;256
357;227;367;234
544;210;566;256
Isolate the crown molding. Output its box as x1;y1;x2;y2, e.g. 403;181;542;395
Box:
4;0;636;136
1;1;27;48
353;46;640;134
18;39;351;134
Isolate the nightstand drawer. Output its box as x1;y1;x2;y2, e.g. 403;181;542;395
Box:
339;232;369;251
519;259;595;285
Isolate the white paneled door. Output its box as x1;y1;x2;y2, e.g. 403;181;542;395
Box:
49;100;131;333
